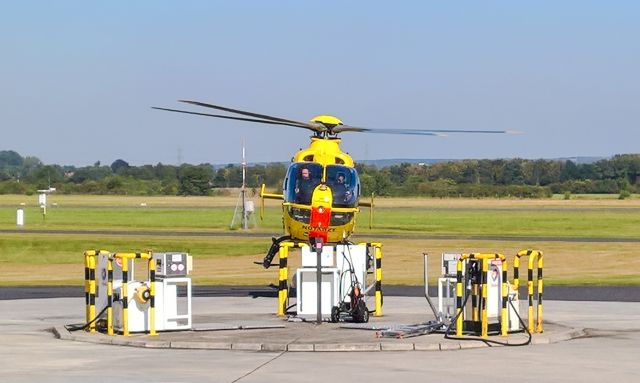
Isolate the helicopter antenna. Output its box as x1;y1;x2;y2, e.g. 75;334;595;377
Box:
230;139;256;230
242;140;247;230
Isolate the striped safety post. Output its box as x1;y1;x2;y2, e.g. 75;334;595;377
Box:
148;258;157;336
500;257;509;337
87;252;97;333
107;257;114;336
480;256;489;338
358;242;384;316
455;257;464;336
515;249;544;333
277;242;293;317
120;255;130;336
372;242;383;317
471;259;479;322
536;252;544;333
83;251;90;324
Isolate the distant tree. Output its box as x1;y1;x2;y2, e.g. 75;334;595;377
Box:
178;165;213;195
126;164;155;180
560;160;579;181
0;150;23;168
110;159;130;174
372;172;392;196
225;165;243;187
69;165;112;183
264;163;286;188
154;163;178;181
27;165;64;189
212;168;228;188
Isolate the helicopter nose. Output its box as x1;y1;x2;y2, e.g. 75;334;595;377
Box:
309;205;331;244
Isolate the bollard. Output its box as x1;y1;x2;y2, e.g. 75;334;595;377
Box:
514;250;544;333
107;258;114;336
372;243;383;316
149;258;157;336
455;258;464;336
121;256;129;336
277;242;292;316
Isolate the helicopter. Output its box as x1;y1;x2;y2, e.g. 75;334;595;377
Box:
153;100;515;267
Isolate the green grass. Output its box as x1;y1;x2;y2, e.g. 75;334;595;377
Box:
4;203;640;239
1;194;639;286
0;234;268;265
361;208;640;238
6;194;640;239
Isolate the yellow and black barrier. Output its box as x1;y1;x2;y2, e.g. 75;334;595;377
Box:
83;250;109;333
83;250;157;337
276;241;307;316
514;249;544;333
456;253;508;338
276;242;383;317
113;252;156;337
373;243;383;317
359;242;383;317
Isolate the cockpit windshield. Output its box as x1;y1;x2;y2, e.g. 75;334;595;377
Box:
326;165;359;208
283;163;359;208
283;163;323;205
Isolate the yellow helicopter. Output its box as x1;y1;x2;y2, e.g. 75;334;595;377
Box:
153;100;514;267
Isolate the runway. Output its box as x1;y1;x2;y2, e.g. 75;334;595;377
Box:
2;227;639;243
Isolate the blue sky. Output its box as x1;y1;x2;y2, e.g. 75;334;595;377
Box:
1;1;639;166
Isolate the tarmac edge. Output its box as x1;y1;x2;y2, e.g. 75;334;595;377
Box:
51;326;586;352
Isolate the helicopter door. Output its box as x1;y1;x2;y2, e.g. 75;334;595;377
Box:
283;163;323;205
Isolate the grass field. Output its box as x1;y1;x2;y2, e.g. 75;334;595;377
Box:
1;194;639;286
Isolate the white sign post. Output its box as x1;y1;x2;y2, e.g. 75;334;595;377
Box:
16;208;24;226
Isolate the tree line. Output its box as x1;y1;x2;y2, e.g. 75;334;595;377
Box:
1;150;639;198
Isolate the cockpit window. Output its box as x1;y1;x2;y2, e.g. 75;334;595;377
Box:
283;163;322;204
326;165;359;208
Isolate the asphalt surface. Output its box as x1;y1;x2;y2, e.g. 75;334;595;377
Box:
2;285;639;302
3;227;640;243
1;297;639;382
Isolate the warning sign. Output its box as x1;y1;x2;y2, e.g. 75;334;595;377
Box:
489;260;501;287
487;260;502;317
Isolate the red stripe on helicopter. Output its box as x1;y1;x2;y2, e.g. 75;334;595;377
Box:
309;206;331;243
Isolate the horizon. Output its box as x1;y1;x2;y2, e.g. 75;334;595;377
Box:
0;148;626;168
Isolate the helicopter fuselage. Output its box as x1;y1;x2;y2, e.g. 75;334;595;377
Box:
262;136;362;243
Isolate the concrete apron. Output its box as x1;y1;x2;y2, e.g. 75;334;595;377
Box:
52;296;584;352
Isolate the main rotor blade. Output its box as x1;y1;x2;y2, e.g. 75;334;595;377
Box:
331;125;441;136
333;124;516;135
151;107;314;129
179;100;325;132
